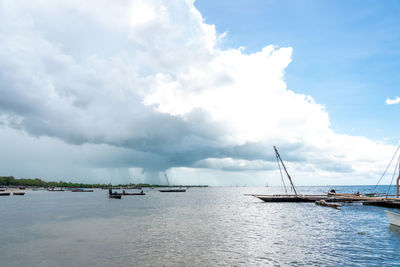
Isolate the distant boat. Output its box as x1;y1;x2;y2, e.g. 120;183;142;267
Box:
0;192;10;196
158;173;186;193
159;188;186;192
0;188;5;191
385;210;400;227
47;187;64;191
19;187;26;190
71;189;94;192
13;192;25;196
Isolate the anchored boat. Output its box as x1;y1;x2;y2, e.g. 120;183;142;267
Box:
47;187;64;191
159;173;186;193
118;190;146;196
71;189;94;192
108;187;122;199
253;146;307;202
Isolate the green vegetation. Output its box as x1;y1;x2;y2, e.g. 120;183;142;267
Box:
0;176;208;188
0;176;108;188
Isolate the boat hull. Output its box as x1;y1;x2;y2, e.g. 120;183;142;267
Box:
118;193;146;196
0;192;10;196
47;188;65;191
159;189;186;192
254;195;324;202
13;192;25;195
363;200;400;208
385;210;400;227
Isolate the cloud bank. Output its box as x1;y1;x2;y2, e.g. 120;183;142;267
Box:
0;0;396;185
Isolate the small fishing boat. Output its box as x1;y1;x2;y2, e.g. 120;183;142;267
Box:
13;192;25;196
315;199;341;209
385;210;400;227
71;189;94;192
0;188;5;191
119;192;146;196
108;188;122;199
0;192;10;196
159;188;186;192
158;173;186;193
118;190;145;196
19;187;26;190
47;187;65;191
254;146;303;202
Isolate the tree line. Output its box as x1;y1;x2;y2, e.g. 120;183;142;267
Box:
0;176;208;188
0;176;109;188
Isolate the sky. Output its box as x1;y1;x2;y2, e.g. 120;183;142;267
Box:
0;0;399;186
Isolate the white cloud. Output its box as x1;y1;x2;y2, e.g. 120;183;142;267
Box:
0;0;396;185
385;96;400;105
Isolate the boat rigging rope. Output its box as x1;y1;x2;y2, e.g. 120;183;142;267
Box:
386;154;400;198
372;144;400;193
275;153;288;195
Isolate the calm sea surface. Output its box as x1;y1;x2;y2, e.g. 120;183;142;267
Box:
1;186;400;266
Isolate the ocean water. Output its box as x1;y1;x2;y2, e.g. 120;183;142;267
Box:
1;186;400;266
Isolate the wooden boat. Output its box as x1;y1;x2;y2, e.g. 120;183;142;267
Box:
108;188;122;199
71;189;94;192
119;192;146;196
19;187;26;190
363;151;400;209
0;192;10;196
385;210;400;227
0;188;5;191
13;192;25;196
327;192;361;197
118;191;146;196
47;187;65;191
109;194;122;199
253;146;301;202
158;173;186;193
253;194;323;202
363;200;400;208
315;199;341;209
159;189;186;192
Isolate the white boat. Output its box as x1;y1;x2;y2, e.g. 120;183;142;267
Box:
385;210;400;227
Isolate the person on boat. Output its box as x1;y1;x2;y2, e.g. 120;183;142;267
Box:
123;190;125;194
141;190;144;194
355;191;360;196
330;189;336;193
109;188;112;195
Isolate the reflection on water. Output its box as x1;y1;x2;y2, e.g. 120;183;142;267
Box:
1;186;400;266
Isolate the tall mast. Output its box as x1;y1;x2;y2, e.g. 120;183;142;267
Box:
274;146;298;196
397;157;400;198
275;151;288;195
165;173;171;187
